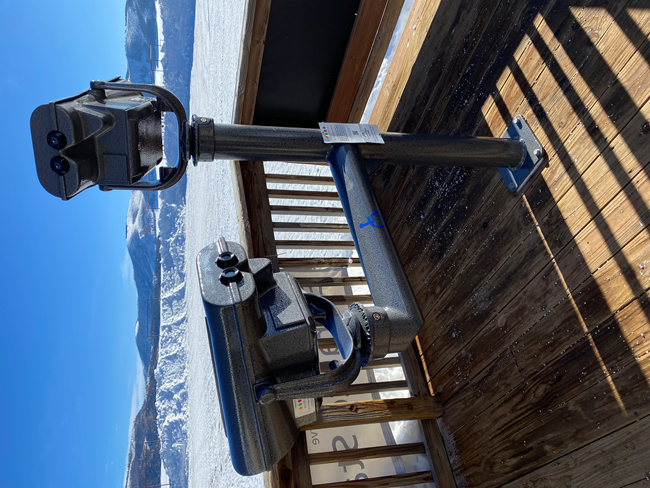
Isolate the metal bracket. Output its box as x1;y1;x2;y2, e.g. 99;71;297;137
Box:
499;115;544;192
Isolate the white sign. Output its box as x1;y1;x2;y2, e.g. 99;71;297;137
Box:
293;397;316;418
319;123;385;144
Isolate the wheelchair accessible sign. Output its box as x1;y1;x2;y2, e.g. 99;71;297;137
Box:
319;123;384;144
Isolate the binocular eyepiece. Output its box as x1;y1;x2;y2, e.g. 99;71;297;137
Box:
30;79;190;200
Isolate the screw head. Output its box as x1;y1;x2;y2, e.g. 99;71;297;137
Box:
372;312;382;321
534;148;542;158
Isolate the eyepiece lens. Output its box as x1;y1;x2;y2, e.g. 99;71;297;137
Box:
219;267;243;285
50;156;70;175
216;250;239;268
47;131;67;150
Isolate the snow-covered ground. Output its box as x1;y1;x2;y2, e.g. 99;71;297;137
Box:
183;1;258;487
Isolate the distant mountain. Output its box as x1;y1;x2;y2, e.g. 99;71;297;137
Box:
123;190;163;488
122;0;196;487
152;1;196;486
125;0;158;84
123;0;162;486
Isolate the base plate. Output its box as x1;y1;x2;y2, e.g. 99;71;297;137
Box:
499;115;544;192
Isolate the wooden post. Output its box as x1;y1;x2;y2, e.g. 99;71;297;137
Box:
399;340;457;488
231;0;275;265
302;397;443;430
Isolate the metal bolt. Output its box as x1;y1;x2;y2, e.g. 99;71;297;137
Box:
201;117;207;123
533;148;542;159
372;312;382;321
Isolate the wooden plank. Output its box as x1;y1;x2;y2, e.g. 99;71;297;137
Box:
371;0;562;264
231;0;273;257
266;174;335;186
321;295;373;306
270;205;345;217
438;350;524;436
624;481;650;488
369;0;441;131
297;276;367;287
366;0;444;215
339;380;408;396
327;0;390;123
348;0;406;122
278;257;361;269
502;414;650;488
318;337;338;350
267;189;341;201
428;0;560;136
280;161;329;166
275;240;355;250
393;1;626;295
454;315;650;488
367;0;542;221
418;77;650;383
313;471;433;488
302;397;443;430
427;156;650;404
270;450;293;488
320;356;401;372
419;84;650;376
442;220;650;436
290;431;312;488
400;341;457;488
273;222;350;233
309;442;426;465
234;0;273;126
449;292;650;471
399;3;625;341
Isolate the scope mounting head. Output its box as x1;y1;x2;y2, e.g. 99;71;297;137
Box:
30;78;190;200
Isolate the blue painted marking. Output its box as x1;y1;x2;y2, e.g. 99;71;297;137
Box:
360;211;385;229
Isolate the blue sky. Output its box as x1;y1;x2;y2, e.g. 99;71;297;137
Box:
0;1;139;487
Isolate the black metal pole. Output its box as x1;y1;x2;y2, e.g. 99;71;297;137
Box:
193;119;526;169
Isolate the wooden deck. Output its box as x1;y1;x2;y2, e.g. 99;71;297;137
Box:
369;1;650;486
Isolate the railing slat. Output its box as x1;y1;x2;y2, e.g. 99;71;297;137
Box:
321;295;373;306
276;240;356;250
271;205;345;216
338;380;408;396
266;174;335;185
268;189;340;201
297;276;367;286
313;471;433;488
309;442;426;465
279;257;361;268
320;356;401;372
274;222;350;233
302;397;443;430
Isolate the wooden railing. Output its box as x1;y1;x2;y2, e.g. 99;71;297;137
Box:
250;160;456;487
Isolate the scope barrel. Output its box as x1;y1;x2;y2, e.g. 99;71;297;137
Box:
193;120;526;169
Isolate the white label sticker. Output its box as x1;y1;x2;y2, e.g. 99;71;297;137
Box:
319;123;384;144
293;397;316;418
